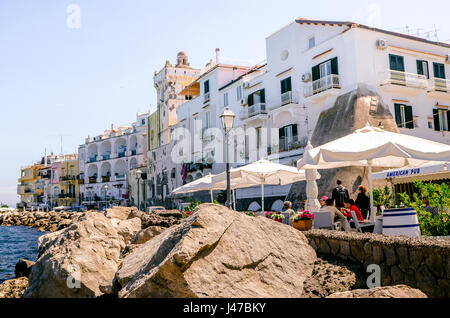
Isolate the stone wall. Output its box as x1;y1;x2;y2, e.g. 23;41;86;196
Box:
303;230;450;298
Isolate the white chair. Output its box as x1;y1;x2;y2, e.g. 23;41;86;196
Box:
350;210;375;233
313;211;338;230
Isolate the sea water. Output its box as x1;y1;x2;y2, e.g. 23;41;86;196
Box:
0;226;46;283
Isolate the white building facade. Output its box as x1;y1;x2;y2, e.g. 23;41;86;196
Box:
78;112;149;208
146;18;450;211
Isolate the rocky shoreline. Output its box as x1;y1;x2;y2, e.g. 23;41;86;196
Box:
0;204;428;298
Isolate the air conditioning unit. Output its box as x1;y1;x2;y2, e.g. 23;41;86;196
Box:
446;54;450;63
301;73;311;83
376;39;388;50
240;98;247;106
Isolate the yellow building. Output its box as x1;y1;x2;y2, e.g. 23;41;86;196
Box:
18;164;46;208
49;157;80;208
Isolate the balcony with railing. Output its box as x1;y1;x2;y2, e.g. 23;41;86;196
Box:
115;174;126;181
379;70;428;95
89;176;97;184
427;77;450;100
304;74;341;100
245;102;267;120
267;137;305;156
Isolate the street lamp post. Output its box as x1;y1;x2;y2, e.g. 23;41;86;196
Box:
220;107;235;209
103;184;109;209
136;169;142;211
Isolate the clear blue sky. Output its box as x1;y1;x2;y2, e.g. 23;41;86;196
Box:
1;0;449;206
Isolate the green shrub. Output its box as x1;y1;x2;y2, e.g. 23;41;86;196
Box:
183;197;202;212
399;180;450;236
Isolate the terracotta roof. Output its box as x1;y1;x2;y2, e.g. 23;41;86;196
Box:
295;18;450;49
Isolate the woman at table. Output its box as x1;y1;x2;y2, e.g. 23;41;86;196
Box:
355;186;370;219
341;199;364;222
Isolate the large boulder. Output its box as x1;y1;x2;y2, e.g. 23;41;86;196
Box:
0;277;28;298
327;285;428;298
115;204;317;298
15;259;35;278
23;212;138;298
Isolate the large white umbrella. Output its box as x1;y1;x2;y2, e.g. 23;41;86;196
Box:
297;123;450;221
212;159;308;211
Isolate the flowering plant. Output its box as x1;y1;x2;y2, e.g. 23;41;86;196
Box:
291;211;314;222
265;211;275;219
245;211;256;217
182;210;193;218
270;212;285;221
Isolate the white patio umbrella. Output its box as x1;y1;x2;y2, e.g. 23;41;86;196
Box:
212;159;308;211
171;173;241;204
297;123;450;221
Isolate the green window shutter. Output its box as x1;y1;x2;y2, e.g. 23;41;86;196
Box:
389;54;396;70
287;77;292;92
248;94;254;106
447;110;450;132
331;57;339;75
312;65;320;81
280;80;285;94
433;109;440;131
279;127;285;139
281;77;292;94
405;106;414;129
260;89;266;103
394;104;402;127
417;60;424;75
292;124;298;140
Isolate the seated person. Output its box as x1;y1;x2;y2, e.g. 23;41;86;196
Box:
320;196;328;208
319;199;350;231
341;199;364;222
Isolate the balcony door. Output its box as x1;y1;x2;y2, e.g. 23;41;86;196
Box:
312;57;338;94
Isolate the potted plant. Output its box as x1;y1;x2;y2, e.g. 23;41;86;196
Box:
270;212;285;223
291;211;314;230
245;211;256;217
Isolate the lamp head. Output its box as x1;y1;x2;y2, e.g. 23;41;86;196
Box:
220;107;235;130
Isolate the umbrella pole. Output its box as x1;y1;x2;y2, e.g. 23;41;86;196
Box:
261;183;265;212
232;189;236;210
210;190;214;203
369;163;375;222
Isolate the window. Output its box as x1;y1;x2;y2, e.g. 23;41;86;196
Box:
247;89;265;106
278;124;298;151
417;60;429;78
223;92;229;106
433;109;449;132
280;77;292;94
433;63;446;79
204;80;210;94
194;116;202;133
389;54;405;72
236;86;242;100
308;36;315;49
394;104;414;129
141;119;145;125
312;57;338;81
205;111;211;129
